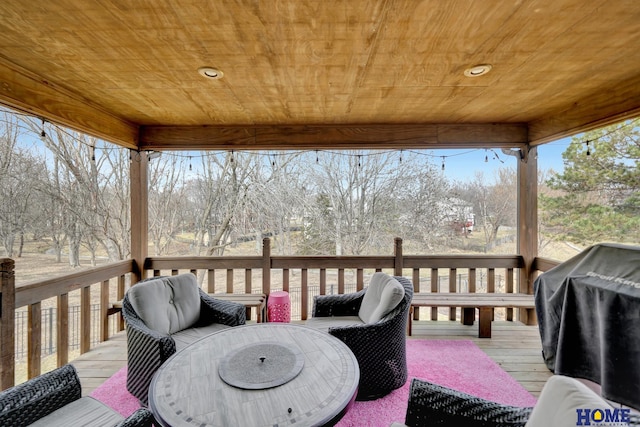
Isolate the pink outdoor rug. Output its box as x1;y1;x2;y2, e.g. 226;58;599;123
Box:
91;339;537;426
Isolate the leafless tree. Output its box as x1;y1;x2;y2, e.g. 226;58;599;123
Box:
303;151;429;255
148;154;188;256
459;168;517;250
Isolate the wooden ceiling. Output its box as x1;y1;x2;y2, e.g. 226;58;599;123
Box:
0;0;639;151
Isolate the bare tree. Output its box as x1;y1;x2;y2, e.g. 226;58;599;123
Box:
303;151;418;255
459;168;517;250
188;152;257;256
0;112;30;256
148;154;188;256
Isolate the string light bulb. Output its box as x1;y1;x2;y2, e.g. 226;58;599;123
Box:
39;118;46;141
441;156;445;171
586;140;591;156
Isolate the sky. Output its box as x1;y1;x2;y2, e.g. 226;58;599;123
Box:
435;137;573;181
4;105;575;183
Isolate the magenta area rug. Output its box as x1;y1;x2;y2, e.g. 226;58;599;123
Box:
91;339;537;426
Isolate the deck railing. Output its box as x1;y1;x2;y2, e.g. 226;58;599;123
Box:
0;237;560;390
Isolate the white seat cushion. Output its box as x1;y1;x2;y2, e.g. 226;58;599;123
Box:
172;323;230;351
358;273;405;324
127;273;201;335
525;375;619;427
304;316;364;332
28;396;123;427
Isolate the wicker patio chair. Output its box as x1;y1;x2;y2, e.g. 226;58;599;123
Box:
0;364;154;427
122;273;246;404
403;378;533;426
308;274;413;401
400;377;640;427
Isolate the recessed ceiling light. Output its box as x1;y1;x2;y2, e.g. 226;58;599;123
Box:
198;67;224;80
464;64;492;77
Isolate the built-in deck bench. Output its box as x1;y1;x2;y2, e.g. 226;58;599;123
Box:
409;293;535;338
110;293;267;323
208;293;267;323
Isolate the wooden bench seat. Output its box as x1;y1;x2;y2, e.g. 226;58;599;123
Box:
409;293;535;338
110;293;267;323
209;293;266;323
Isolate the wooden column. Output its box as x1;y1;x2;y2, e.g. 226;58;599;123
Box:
394;237;403;276
262;238;271;296
0;258;15;389
130;151;149;283
517;144;538;325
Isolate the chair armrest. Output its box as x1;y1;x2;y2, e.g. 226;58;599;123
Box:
312;289;366;317
116;407;155;427
0;364;81;427
405;378;533;427
200;289;247;326
122;297;176;404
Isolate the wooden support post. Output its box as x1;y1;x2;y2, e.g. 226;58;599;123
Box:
394;237;403;276
262;238;271;296
517;145;538;325
0;258;15;389
130;150;149;283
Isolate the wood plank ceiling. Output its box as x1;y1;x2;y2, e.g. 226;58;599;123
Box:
0;0;639;151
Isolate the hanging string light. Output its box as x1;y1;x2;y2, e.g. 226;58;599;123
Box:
399;149;403;164
585;140;591;156
39;118;46;141
91;145;96;161
484;149;489;163
188;156;192;171
441;156;445;171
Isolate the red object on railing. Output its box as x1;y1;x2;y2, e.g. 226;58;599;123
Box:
267;291;291;323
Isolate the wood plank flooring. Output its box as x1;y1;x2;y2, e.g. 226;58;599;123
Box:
72;320;551;399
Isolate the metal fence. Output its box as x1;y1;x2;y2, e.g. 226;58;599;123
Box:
14;304;119;361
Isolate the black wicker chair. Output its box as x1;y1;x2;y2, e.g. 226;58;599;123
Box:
0;364;154;427
122;274;246;404
402;378;533;427
400;377;640;427
310;275;413;401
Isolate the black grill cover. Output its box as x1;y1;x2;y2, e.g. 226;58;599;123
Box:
534;243;640;410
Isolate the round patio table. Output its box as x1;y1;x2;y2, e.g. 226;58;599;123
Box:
148;323;359;427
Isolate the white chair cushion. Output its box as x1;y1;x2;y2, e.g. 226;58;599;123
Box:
525;375;617;427
29;396;123;427
358;272;405;324
172;323;230;351
304;316;364;332
127;273;201;335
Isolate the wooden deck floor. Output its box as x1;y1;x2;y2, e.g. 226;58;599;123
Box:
71;320;552;398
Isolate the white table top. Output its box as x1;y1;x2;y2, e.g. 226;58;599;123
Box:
149;323;359;427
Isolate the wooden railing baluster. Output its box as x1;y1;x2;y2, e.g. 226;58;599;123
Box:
80;287;90;354
27;302;41;379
